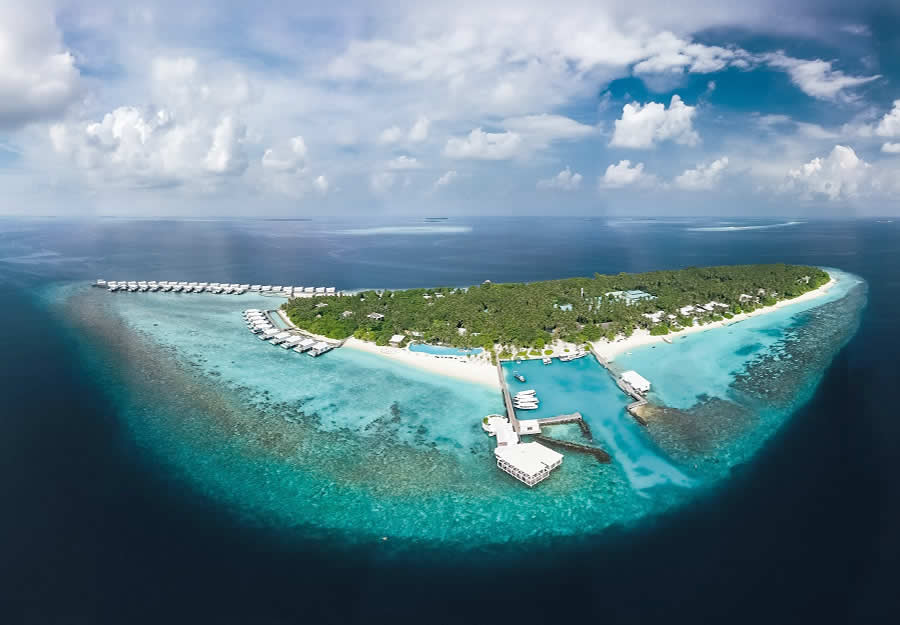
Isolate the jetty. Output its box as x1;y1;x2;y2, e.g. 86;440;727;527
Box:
589;346;650;426
495;358;519;433
533;435;611;463
538;412;593;440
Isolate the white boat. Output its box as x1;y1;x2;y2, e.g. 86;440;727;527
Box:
515;389;536;396
543;356;552;365
513;404;539;410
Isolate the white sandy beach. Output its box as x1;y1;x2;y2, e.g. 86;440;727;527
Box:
591;275;838;361
342;337;500;389
279;274;836;387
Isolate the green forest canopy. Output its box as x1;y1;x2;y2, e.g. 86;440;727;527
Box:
283;264;830;348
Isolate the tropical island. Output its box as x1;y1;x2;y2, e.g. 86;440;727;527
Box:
282;264;831;360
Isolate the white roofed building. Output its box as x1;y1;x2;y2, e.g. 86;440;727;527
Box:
494;442;563;487
621;370;651;394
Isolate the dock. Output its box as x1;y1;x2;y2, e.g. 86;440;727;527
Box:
533;435;611;463
534;411;593;440
589;346;649;426
495;358;519;433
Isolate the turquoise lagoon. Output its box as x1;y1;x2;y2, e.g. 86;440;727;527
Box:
53;268;865;546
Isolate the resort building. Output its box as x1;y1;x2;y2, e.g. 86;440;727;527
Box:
494;442;563;487
367;312;385;321
605;290;656;305
389;334;405;347
621;370;651;394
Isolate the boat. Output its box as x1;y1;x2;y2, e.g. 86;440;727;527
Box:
513;403;538;410
515;389;536;397
514;373;526;383
542;356;552;365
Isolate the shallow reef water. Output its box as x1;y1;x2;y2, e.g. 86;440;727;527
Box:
49;268;865;546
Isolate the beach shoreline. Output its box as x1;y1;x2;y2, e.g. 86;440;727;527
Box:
284;272;837;388
342;337;500;389
591;275;838;361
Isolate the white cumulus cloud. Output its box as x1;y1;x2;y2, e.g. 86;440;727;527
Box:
0;3;81;129
674;157;729;190
599;160;650;188
444;128;521;160
537;166;583;190
502;114;595;141
262;137;308;172
882;143;900;154
386;155;423;169
434;170;458;188
313;175;329;193
610;95;699;149
875;101;900;137
765;53;879;101
49;56;252;187
785;145;870;200
378;126;403;144
409;117;430;142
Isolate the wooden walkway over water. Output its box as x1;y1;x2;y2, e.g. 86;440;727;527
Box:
589;346;649;426
495;359;519;433
537;411;593;440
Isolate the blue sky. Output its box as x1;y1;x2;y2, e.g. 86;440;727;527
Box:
2;0;900;217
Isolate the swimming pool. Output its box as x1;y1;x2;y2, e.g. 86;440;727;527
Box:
408;343;483;356
268;311;291;330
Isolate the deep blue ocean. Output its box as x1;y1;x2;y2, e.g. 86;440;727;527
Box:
1;216;897;624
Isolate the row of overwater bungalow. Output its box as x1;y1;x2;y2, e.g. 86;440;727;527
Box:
95;280;337;297
243;309;336;357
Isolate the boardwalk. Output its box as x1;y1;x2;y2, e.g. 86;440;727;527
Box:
495;359;519;433
589;346;649;426
537;411;593;440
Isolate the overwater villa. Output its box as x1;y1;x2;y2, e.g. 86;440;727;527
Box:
293;338;316;353
270;331;293;345
309;341;335;357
